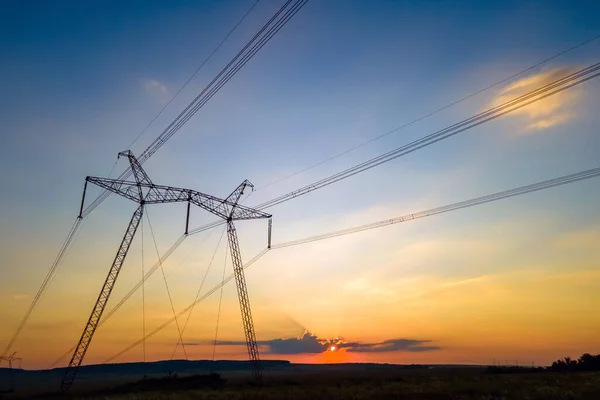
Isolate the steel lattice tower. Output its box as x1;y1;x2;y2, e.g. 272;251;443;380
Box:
224;180;263;381
60;151;270;390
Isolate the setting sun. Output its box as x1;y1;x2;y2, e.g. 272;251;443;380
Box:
330;346;336;352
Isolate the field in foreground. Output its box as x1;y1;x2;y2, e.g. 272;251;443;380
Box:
71;369;600;400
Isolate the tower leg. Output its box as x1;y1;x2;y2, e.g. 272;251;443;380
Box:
60;204;145;391
226;221;262;381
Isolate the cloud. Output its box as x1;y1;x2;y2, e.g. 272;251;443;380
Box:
144;79;168;95
208;331;440;354
342;339;441;353
12;294;28;300
440;275;487;288
488;66;581;132
215;331;329;354
555;227;600;250
344;277;399;303
263;332;328;354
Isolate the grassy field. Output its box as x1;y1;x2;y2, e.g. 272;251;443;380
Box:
66;368;600;400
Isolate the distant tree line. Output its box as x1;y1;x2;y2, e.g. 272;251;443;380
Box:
486;354;600;374
550;353;600;372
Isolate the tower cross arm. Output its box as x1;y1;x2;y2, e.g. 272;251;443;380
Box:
85;177;270;221
223;179;270;221
150;184;271;221
86;177;141;203
229;205;271;221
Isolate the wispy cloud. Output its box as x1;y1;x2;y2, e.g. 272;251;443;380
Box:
488;66;581;132
144;79;168;95
555;227;600;250
344;277;400;303
12;294;28;300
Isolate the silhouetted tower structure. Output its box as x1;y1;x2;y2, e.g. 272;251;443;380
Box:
0;352;22;394
60;151;271;390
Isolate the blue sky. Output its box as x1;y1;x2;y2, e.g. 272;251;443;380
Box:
1;0;600;367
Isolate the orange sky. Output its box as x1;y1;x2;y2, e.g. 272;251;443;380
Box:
2;10;600;371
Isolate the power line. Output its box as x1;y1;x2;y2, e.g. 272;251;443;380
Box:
212;241;229;367
271;165;600;248
126;0;262;150
254;62;600;210
187;61;600;236
103;235;187;325
49;228;214;369
170;227;227;360
257;33;600;190
81;0;308;218
140;217;146;363
105;164;600;361
145;210;188;360
104;248;269;363
2;218;82;357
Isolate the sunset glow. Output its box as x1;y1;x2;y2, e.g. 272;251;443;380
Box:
1;0;599;371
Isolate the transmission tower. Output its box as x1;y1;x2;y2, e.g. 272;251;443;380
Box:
223;179;264;381
60;151;271;390
0;352;22;394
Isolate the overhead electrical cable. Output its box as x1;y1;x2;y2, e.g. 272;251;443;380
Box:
271;165;600;248
212;242;229;369
145;211;188;360
170;227;227;360
104;248;269;363
126;0;262;150
254;62;600;210
81;0;308;218
186;61;600;236
7;152;127;359
103;235;187;324
49;228;215;369
257;33;600;190
141;218;146;363
101;227;215;325
49;215;88;289
105;164;600;361
1;218;82;357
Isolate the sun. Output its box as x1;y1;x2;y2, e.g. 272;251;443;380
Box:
330;345;336;352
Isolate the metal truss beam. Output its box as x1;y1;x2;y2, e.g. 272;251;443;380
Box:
227;221;262;381
60;204;144;391
225;179;253;211
85;177;270;221
118;150;153;187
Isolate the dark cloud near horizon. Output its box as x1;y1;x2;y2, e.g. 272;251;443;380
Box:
197;332;441;355
263;332;328;354
342;339;441;353
214;332;329;354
